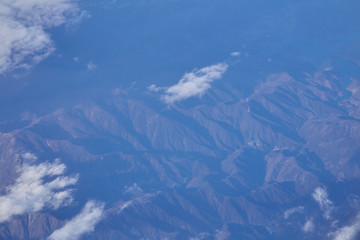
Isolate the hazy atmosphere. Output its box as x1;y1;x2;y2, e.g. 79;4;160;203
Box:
0;0;360;239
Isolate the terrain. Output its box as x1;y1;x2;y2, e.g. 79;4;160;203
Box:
0;64;359;239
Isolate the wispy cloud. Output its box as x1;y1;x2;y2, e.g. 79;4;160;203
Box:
312;187;334;219
0;0;80;74
66;10;91;27
117;200;134;213
215;229;230;240
21;152;38;161
124;183;143;196
0;159;78;223
149;63;228;104
48;200;105;240
303;219;315;233
147;84;163;92
284;206;304;219
189;232;210;240
115;191;160;214
333;213;360;240
230;51;241;57
86;61;97;71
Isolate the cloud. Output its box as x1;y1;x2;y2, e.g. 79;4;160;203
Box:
147;84;163;92
124;183;143;196
312;187;334;219
0;159;78;223
66;10;91;27
215;229;230;240
303;219;314;233
86;61;97;71
47;200;105;240
115;191;160;214
284;206;304;219
189;232;210;240
0;0;79;74
150;63;228;104
333;213;360;240
21;152;38;161
230;51;241;56
117;200;134;213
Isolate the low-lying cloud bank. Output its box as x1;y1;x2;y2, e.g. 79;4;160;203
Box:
0;159;78;223
47;200;105;240
149;63;228;104
0;0;80;74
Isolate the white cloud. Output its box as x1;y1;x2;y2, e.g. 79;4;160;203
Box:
150;63;228;104
124;183;143;196
312;187;334;219
284;206;304;219
230;51;241;56
303;219;314;233
333;213;360;240
86;61;97;71
48;200;105;240
0;159;78;223
189;232;210;240
21;152;38;161
117;200;134;212
215;229;230;240
116;191;160;214
66;10;91;27
147;84;163;92
0;0;79;74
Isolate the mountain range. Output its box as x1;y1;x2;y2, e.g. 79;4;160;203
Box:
0;63;359;239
